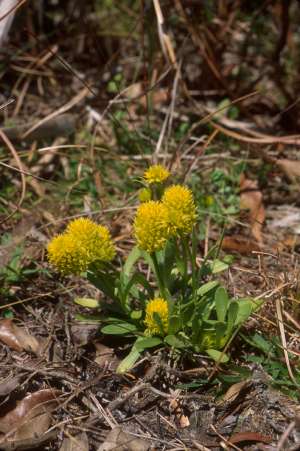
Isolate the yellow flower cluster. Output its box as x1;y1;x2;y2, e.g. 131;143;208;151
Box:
143;164;170;185
144;298;169;336
134;180;197;251
162;185;197;236
47;218;115;275
133;201;170;253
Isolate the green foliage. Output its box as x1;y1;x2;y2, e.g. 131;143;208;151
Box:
242;332;300;400
0;235;38;294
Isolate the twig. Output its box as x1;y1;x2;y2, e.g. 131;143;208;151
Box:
276;420;295;451
210;424;242;451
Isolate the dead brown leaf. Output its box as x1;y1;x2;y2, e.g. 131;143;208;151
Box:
221;235;261;255
0;319;40;354
0;389;60;434
275;158;300;181
0;389;60;450
240;174;265;244
218;380;250;404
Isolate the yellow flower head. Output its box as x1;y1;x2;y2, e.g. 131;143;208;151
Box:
162;184;197;236
143;164;170;185
144;298;169;336
47;233;88;275
66;218;115;263
133;201;170;253
47;218;115;275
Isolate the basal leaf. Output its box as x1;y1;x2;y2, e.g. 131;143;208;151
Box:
123;246;142;277
197;281;219;297
116;348;140;374
74;298;99;308
135;337;162;352
206;349;229;363
215;287;229;322
101;322;137;335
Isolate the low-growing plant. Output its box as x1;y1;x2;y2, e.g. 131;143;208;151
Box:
47;164;261;373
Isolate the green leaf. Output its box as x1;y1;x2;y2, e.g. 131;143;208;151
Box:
210;259;229;274
117;348;140;374
197;281;219;297
235;299;254;326
74;298;99;308
75;313;103;323
123;246;142;277
130;310;143;320
206;349;229;363
215;287;229;322
164;334;187;349
135;337;162;352
246;332;273;354
227;301;239;332
101;322;137;335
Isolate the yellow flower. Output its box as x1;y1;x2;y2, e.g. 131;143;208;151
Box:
47;218;115;275
66;218;116;263
144;298;169;336
143;164;170;185
162;184;197;236
133;201;170;253
47;234;88;275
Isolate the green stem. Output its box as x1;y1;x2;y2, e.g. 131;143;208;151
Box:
182;234;197;299
151;252;168;299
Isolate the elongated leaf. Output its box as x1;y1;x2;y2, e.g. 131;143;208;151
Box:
135;337;162;352
101;322;137;335
74;298;99;308
235;300;253;325
123;246;142;277
227;301;239;332
206;349;229;363
197;281;219;297
116;348;140;374
215;287;229;322
210;259;230;274
75;313;104;323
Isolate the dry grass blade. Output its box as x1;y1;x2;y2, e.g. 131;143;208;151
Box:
275;298;298;386
153;0;177;67
0;129;26;224
0;0;27;23
22;87;89;139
